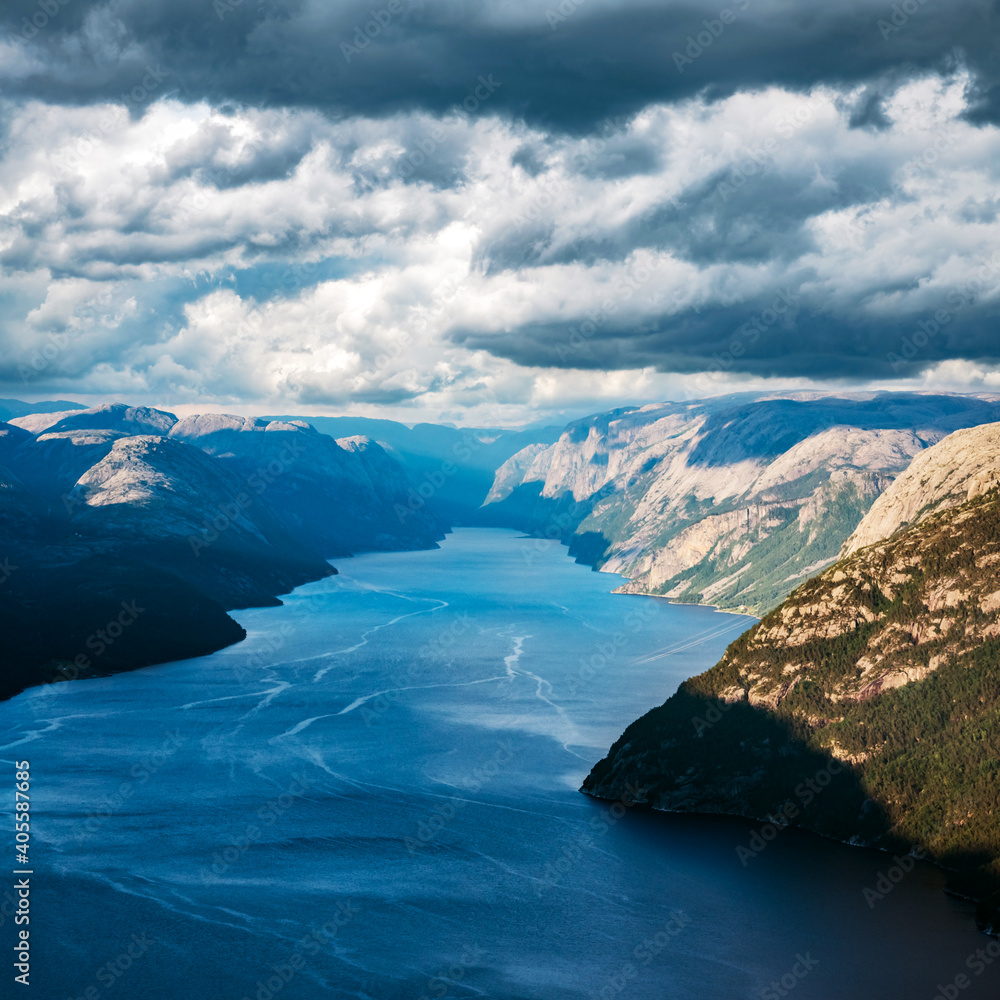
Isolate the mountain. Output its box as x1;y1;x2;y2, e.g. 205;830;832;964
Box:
5;403;183;494
582;422;1000;930
170;414;446;554
842;421;1000;556
65;433;335;605
266;413;563;523
0;404;454;701
13;402;177;437
0;397;85;422
485;391;1000;614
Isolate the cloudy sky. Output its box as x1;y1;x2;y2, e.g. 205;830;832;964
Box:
1;0;999;425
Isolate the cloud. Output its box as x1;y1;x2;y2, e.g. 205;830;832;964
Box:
1;25;999;422
2;0;999;132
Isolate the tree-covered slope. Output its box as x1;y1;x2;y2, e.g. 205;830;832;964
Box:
583;483;1000;930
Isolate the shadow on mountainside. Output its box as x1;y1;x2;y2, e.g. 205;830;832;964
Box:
582;687;1000;931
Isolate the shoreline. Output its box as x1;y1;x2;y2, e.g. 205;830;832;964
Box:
580;780;1000;938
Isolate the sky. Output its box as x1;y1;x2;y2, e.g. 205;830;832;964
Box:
1;0;999;426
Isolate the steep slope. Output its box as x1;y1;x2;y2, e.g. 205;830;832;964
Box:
843;421;1000;555
0;554;247;704
0;403;462;700
169;414;446;553
0;412;335;701
486;391;1000;614
583;426;1000;929
65;434;334;606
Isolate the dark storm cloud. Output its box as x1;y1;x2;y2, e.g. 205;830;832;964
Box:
451;299;1000;381
3;0;998;132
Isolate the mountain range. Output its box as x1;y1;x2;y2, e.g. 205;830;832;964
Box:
0;403;458;700
4;388;1000;733
484;391;1000;614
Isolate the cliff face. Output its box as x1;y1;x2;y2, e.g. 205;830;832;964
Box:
486;392;1000;614
842;421;1000;556
583;422;1000;929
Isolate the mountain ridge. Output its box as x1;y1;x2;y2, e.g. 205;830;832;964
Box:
485;391;1000;614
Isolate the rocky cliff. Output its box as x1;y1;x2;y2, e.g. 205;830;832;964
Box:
486;392;1000;614
842;421;1000;556
583;422;1000;930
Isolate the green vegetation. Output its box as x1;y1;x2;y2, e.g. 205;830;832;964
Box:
584;487;1000;931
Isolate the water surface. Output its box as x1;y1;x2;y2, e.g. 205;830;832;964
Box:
1;529;996;1000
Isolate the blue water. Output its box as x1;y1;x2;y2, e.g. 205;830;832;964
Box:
2;529;998;1000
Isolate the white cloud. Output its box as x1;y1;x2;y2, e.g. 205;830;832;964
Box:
1;73;999;424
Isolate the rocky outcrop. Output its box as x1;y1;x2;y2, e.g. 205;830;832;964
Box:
842;421;1000;556
486;392;1000;613
11;402;177;437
